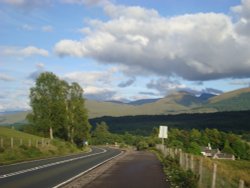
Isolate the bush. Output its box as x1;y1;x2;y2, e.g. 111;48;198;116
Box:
136;141;148;150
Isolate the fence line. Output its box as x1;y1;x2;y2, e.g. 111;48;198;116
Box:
0;137;51;149
156;144;248;188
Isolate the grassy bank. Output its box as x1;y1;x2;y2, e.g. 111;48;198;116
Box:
150;148;198;188
0;127;88;165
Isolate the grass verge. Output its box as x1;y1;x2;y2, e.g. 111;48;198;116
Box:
0;127;90;165
150;148;199;188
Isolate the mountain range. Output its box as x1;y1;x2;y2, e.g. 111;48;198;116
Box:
1;87;250;125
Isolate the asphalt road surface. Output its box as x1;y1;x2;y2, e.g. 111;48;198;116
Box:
0;147;121;188
84;150;170;188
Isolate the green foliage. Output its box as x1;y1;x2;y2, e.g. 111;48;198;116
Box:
89;110;250;136
152;149;198;188
231;139;250;159
90;121;119;145
136;140;148;150
222;140;235;154
26;72;90;145
187;142;201;155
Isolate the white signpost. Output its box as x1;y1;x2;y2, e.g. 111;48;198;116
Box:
158;125;168;145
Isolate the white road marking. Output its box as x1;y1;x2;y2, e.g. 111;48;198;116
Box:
0;148;106;179
53;150;124;188
0;148;92;168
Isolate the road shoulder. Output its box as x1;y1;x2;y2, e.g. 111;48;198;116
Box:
62;148;170;188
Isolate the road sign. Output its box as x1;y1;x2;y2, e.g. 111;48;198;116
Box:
158;126;168;139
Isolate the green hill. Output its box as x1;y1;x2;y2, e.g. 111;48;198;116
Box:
1;87;250;124
205;88;250;111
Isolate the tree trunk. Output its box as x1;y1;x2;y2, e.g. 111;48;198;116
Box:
71;127;74;143
49;127;54;140
67;126;71;141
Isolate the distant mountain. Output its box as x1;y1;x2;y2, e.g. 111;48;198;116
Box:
198;93;216;101
105;100;125;105
0;111;29;125
0;110;27;115
1;87;250;124
128;98;161;105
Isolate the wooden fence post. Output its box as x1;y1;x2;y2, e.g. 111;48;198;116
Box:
211;163;217;188
190;155;194;171
11;137;14;149
29;139;31;147
199;158;203;187
179;149;183;167
238;179;244;188
185;153;189;170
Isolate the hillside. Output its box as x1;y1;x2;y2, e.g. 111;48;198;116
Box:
1;87;250;124
206;88;250;111
0;126;81;164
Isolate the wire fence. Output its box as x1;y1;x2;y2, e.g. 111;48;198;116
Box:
156;144;249;188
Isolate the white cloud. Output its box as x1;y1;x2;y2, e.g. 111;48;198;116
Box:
147;78;186;95
42;25;53;32
0;73;15;81
64;70;114;85
21;24;34;31
61;0;107;6
0;88;30;112
83;87;116;101
1;46;49;57
54;1;250;81
232;0;250;37
0;0;52;8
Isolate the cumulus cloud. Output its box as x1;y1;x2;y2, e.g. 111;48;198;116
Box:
0;73;15;81
232;0;250;37
64;70;115;85
1;46;49;57
84;87;116;101
147;78;186;95
54;1;250;81
118;78;135;87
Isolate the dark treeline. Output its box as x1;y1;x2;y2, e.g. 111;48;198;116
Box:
89;110;250;135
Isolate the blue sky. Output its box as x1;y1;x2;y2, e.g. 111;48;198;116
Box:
1;0;250;111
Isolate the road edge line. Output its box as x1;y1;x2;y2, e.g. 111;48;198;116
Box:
0;148;93;167
53;150;124;188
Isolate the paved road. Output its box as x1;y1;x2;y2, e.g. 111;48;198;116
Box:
85;150;170;188
0;147;121;188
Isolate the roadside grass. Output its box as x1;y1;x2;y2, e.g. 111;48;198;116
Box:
150;148;198;188
213;159;250;186
0;126;88;165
